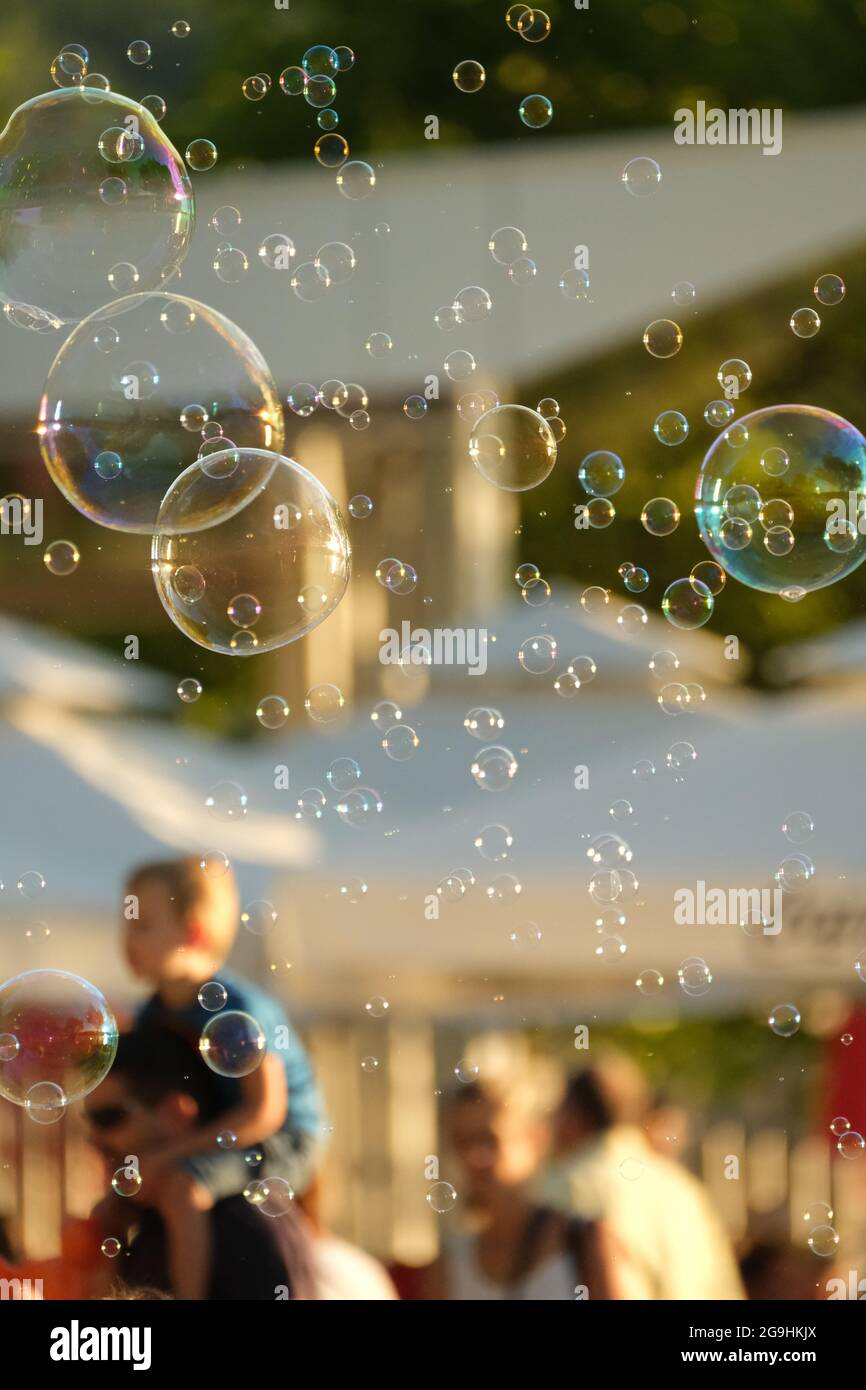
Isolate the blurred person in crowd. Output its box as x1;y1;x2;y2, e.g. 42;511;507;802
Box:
296;1174;398;1300
85;1028;316;1300
537;1051;744;1299
422;1077;622;1300
121;857;325;1300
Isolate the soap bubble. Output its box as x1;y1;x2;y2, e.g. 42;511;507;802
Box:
336;787;383;828
454;286;492;322
427;1181;458;1214
205;782;248;821
171;20;191;38
240;901;278;936
641;497;679;536
517;7;551;40
365;331;392;359
704;400;735;428
40;292;284;533
464;708;505;739
0;88;193;324
112;1165;142;1197
199;1010;266;1077
314;133;349;168
717;359;752;394
579;451;624;497
382;725;420;760
790;307;820;338
325;758;361;794
807;1225;840;1257
768;1003;801;1038
279;65;306;96
519;94;553;128
782;810;813;844
470;746;518;791
662;577;714;630
671;281;696;306
643;319;682;358
653;411;688;446
488;226;528;265
518;635;557;674
186;138;217;171
453;60;485;92
336;160;375;199
305;684;346;722
302;44;338;76
696;405;866;594
469;405;556;491
0;970;118;1108
43;540;80;576
242;76;268;101
404;395;428;420
296;788;326;821
152;450;351;655
256;695;290;729
814;273;845;306
177;676;202;703
314;241;356;284
677;957;713;997
507;257;537;285
127;39;152;65
198;980;228;1011
559;268;591;300
444;349;477;382
622;156;661;195
474;824;513;861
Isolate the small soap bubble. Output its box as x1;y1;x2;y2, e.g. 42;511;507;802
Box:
622;157;661;195
814;273;845;306
186;139;217;171
643;319;682;358
453;60;485;93
768;1003;801;1037
200;1010;266;1077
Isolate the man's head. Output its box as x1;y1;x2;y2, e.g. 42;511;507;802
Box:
84;1028;227;1169
123;857;239;986
447;1077;548;1207
555;1051;650;1155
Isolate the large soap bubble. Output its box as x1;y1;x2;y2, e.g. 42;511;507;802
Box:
38;292;284;532
695;405;866;596
469;404;557;491
0;88;193;326
152;448;351;654
0;969;118;1111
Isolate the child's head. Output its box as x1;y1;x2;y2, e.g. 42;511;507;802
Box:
123;856;239;986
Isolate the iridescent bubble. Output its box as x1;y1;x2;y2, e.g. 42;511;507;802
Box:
444;349;476;382
640;497;679;536
336;787;383;828
643;319;682;358
454;286;492;322
258;233;295;270
517;7;551;40
287;382;319;417
382;725;420;760
704;399;735;428
470;746;518;791
314;133;349;168
453;60;485;92
519;94;553;128
474;824;513;861
186;139;217;171
112;1164;142;1198
403;394;428;420
335;160;376;200
469;405;556;491
348;494;373;519
696;405;866;595
198;980;228;1011
240;901;277;936
488;226;528;265
768;1003;801;1038
790;307;820;338
507;257;537;285
814;273;845;306
127;39;152;65
518;634;557;674
653;411;688;446
677;956;713;997
153;451;350;655
579;451;624;498
0;89;192;325
365;331;392;359
622;156;661;195
559;268;591;300
199;1010;266;1077
256;694;290;729
0;970;118;1107
427;1181;458;1214
40;293;283;533
717;359;752;394
305;683;346;722
177;676;202;703
661;578;714;630
624;566;649;593
43;539;80;575
279;65;306;96
204;782;248;821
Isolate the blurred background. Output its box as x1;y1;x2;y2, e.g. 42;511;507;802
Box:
2;0;866;1291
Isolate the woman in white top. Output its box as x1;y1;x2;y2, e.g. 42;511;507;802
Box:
422;1078;619;1301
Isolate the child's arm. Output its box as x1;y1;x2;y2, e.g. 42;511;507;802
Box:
149;1055;289;1166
